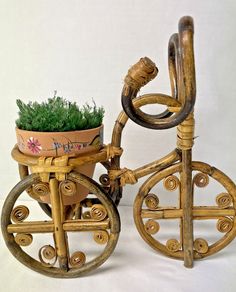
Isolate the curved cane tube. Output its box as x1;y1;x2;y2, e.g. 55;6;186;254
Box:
121;16;196;130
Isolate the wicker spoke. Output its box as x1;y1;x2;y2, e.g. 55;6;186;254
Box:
7;219;110;234
141;207;235;220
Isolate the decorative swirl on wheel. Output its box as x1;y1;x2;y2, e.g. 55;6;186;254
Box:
216;193;232;209
144;219;160;235
166;239;181;252
11;205;29;223
163;175;179;191
90;204;107;221
193;173;209;188
59;180;77;196
145;193;159;210
69;251;86;268
194;238;209;254
32;182;50;197
93;231;109;245
15;233;33;246
82;211;91;219
42;245;56;259
99;174;110;186
39;245;57;267
217;217;233;233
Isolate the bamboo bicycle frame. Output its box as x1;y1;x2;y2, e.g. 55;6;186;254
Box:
2;16;236;277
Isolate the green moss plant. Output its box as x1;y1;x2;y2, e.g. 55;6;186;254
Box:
16;96;105;132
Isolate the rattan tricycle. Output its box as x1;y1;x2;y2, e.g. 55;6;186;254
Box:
2;16;236;278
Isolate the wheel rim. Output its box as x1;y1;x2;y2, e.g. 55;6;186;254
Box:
133;161;236;260
1;172;120;278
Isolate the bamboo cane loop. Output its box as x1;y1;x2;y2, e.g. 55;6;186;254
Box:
99;174;110;186
216;193;232;209
93;230;109;245
42;245;56;260
144;219;160;235
59;180;77;197
166;239;181;252
194;238;209;254
39;245;57;267
163;175;180;191
15;233;33;246
217;217;233;233
193;173;209;188
69;251;86;268
145;194;159;210
82;211;92;220
90;204;108;221
32;182;50;197
11;205;29;223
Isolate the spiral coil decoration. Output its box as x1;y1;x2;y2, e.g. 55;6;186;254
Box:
82;211;91;219
144;219;160;235
90;204;107;221
39;245;57;267
193;173;209;188
93;230;109;245
163;175;179;191
11;205;29;223
145;193;159;210
32;182;50;197
15;233;33;246
42;245;56;259
216;193;232;209
60;180;77;197
166;239;181;252
99;174;110;187
194;238;209;254
69;251;86;268
217;217;233;233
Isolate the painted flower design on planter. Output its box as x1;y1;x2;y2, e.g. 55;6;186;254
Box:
75;143;84;150
27;137;42;154
51;139;88;155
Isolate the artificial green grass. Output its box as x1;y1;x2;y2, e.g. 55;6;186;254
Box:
16;96;104;132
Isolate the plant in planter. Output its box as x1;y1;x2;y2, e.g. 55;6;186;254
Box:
15;95;105;204
16;95;104;157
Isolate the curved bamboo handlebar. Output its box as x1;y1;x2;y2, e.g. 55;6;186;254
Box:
121;16;196;130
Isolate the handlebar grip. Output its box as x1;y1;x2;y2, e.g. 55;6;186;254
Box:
124;57;158;91
121;17;195;130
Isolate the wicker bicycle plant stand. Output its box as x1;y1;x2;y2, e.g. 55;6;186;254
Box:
1;16;236;278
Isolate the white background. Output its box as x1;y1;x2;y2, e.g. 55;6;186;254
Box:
0;1;236;291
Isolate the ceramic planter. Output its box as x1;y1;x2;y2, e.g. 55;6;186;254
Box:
16;125;104;204
16;125;103;157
